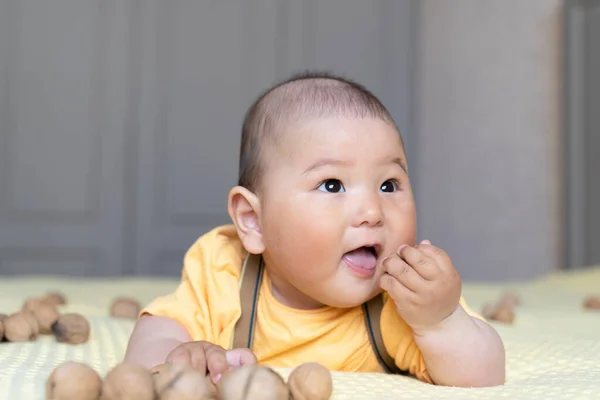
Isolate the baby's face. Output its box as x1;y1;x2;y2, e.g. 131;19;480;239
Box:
258;117;416;309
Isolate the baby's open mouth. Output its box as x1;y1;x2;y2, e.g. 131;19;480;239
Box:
342;245;379;273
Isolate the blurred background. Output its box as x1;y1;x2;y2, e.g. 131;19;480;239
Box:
0;0;597;282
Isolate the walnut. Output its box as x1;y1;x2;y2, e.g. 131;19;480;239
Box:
101;363;155;400
217;365;289;400
110;297;141;319
52;313;90;344
0;313;7;339
583;296;600;310
151;363;216;399
481;302;514;324
22;310;41;336
498;292;520;309
287;362;333;400
481;303;497;320
44;291;67;306
22;297;46;313
46;361;102;400
3;312;38;342
33;302;60;334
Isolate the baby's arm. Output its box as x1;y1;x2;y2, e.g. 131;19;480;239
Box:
412;305;505;387
124;314;258;383
380;241;505;387
124;314;192;369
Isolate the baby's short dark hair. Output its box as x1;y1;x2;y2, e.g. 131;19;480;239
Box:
237;71;400;192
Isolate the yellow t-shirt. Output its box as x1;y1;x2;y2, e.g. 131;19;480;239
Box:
141;224;482;384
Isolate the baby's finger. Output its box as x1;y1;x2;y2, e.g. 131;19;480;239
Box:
226;348;258;367
382;255;425;293
188;345;209;373
380;273;417;307
417;243;452;272
166;346;193;367
398;245;438;280
205;345;229;383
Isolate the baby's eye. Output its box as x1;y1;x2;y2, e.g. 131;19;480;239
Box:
317;179;345;193
380;179;399;193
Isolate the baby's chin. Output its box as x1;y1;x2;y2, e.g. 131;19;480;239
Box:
317;286;383;309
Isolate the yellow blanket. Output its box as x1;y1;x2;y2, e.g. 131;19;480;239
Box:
1;267;600;400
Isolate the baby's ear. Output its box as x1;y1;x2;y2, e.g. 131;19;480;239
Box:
227;186;265;254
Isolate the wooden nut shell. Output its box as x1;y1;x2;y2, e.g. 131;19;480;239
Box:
22;297;46;313
101;363;155;400
217;365;288;400
52;313;90;344
44;291;67;306
151;363;216;400
584;296;600;310
110;297;141;319
0;313;6;340
499;292;520;308
22;311;40;335
481;303;514;324
287;362;333;400
46;361;102;400
33;302;60;334
481;303;497;320
3;312;38;342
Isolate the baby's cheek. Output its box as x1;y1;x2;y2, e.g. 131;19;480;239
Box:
284;224;338;277
388;222;417;250
266;198;346;275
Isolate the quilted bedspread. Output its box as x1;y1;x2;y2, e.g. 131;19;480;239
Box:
1;266;600;399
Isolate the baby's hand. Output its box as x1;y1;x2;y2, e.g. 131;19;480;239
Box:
380;240;462;332
166;341;257;383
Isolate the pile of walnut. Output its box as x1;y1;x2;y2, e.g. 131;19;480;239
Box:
0;291;142;344
0;291;90;344
46;360;333;400
480;292;600;324
480;291;520;324
584;295;600;310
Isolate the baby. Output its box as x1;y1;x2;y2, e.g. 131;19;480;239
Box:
124;72;505;388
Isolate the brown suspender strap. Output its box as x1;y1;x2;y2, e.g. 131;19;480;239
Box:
232;252;264;350
362;295;404;374
231;252;403;374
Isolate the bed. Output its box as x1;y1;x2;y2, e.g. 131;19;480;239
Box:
1;267;599;400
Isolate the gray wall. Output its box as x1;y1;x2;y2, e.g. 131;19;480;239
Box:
0;0;416;277
0;1;575;282
414;0;564;281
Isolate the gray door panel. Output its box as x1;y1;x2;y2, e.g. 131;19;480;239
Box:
0;0;415;277
133;0;415;276
0;0;131;276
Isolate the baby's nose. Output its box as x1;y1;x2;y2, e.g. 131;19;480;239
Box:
353;193;383;227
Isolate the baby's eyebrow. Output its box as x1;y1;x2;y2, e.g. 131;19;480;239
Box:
302;158;352;175
391;157;408;174
302;157;408;175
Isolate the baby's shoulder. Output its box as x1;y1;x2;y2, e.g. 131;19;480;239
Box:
181;224;247;282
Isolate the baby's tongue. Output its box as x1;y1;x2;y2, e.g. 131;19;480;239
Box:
343;247;377;271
